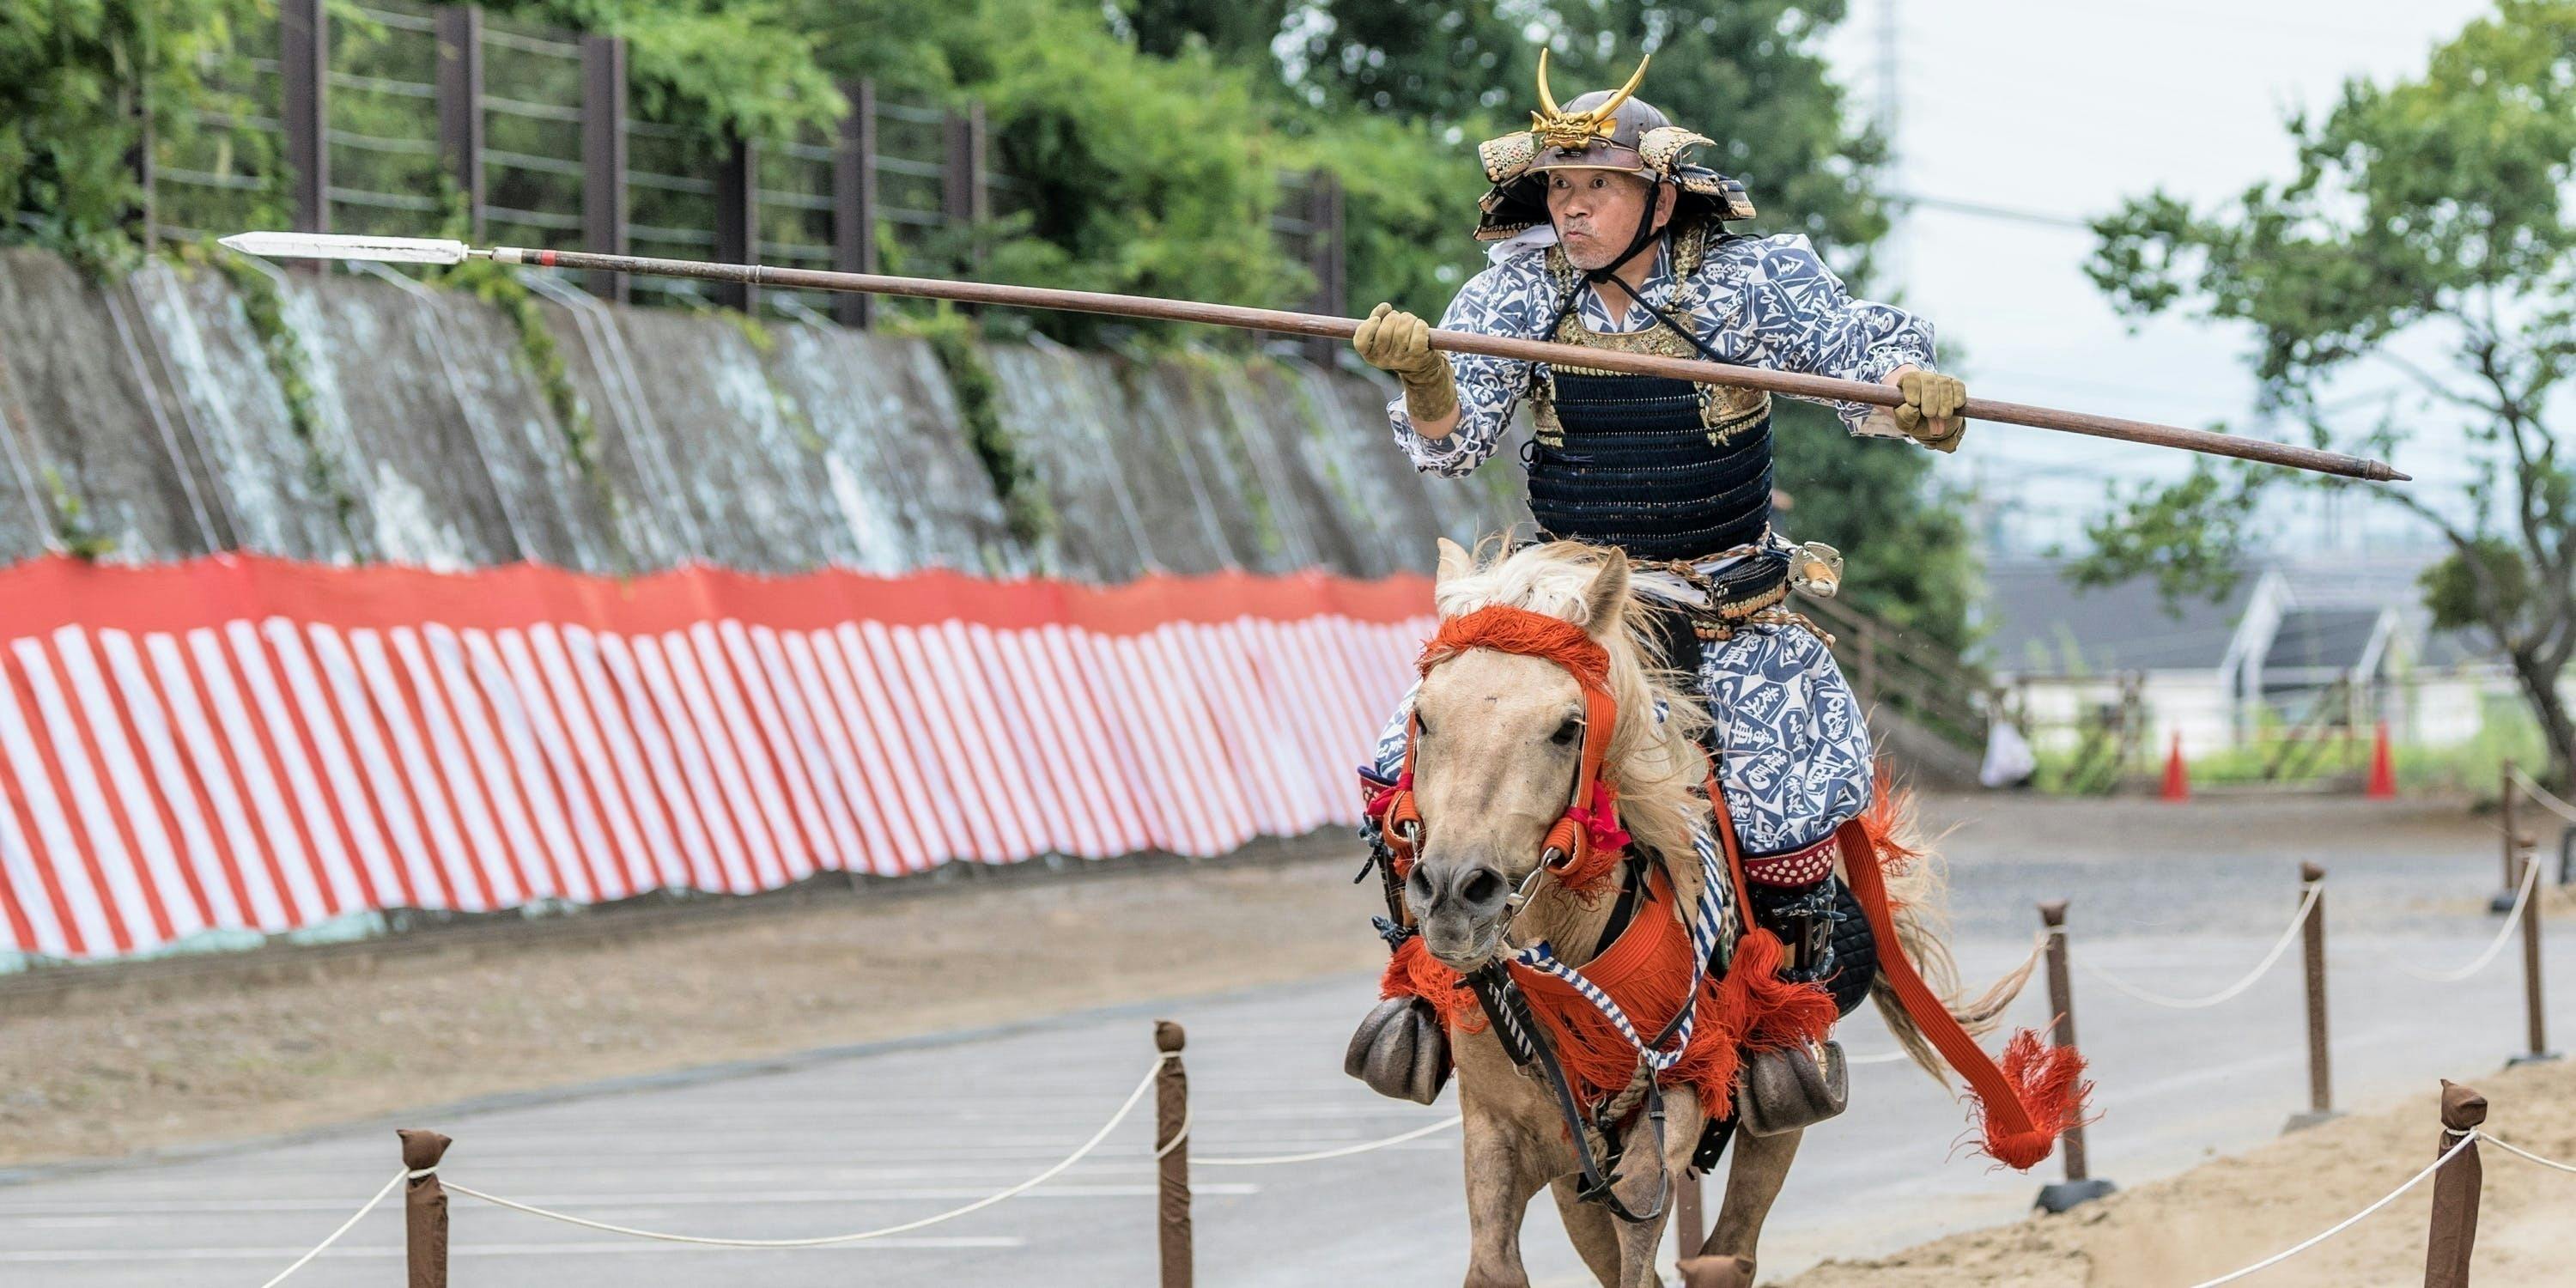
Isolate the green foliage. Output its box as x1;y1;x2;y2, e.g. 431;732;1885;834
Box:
41;467;117;561
433;256;597;473
961;0;1305;343
889;306;1054;549
2060;460;2267;613
2081;0;2576;786
1;0;282;271
2420;536;2533;635
496;0;843;143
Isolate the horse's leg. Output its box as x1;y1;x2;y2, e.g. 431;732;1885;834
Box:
1600;1088;1700;1287
1545;1176;1622;1287
1460;1107;1550;1288
1676;1127;1803;1288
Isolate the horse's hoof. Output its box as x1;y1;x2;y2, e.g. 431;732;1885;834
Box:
1674;1254;1756;1288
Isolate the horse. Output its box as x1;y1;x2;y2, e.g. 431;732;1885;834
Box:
1380;537;2058;1288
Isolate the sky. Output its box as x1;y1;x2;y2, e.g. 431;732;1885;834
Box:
1813;0;2500;562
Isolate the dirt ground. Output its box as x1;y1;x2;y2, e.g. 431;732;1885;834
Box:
1786;1055;2576;1287
0;850;1385;1169
3;788;2547;1288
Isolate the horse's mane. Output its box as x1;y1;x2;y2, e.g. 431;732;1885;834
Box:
1434;538;1711;865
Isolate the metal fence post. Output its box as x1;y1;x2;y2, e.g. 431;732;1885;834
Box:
713;133;758;313
127;33;157;246
2421;1081;2485;1288
1154;1021;1193;1288
943;102;989;271
580;34;629;301
2034;901;2114;1212
2287;861;2337;1130
833;80;880;330
1300;169;1344;367
434;5;483;240
399;1129;452;1288
280;0;330;243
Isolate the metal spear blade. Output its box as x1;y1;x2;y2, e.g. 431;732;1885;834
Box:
219;231;472;265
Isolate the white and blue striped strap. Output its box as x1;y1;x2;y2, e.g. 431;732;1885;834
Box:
1510;823;1732;1073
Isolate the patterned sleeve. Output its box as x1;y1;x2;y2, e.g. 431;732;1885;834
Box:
1738;234;1938;439
1387;256;1549;477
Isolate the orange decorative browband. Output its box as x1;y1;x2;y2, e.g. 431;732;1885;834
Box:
1378;605;1628;893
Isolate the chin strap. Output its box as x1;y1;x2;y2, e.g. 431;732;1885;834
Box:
1586;183;1670;287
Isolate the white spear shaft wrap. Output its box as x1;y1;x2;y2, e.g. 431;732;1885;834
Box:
216;232;2409;483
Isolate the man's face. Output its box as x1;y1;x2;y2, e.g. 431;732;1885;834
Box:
1546;170;1667;271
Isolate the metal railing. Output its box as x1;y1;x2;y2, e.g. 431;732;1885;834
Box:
143;0;1347;329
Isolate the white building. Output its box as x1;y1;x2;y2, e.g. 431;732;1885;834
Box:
1973;556;2512;759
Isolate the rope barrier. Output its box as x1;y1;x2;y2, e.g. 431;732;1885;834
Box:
2483;1133;2576;1176
253;1168;418;1287
2402;859;2541;984
2069;882;2323;1011
435;1056;1167;1248
1154;1109;1191;1160
1190;1115;1463;1166
2181;1128;2480;1288
2509;767;2576;827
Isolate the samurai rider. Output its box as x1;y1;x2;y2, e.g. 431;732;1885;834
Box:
1352;56;1968;1040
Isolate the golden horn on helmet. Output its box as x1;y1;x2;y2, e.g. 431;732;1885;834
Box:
1535;47;1562;118
1593;53;1651;120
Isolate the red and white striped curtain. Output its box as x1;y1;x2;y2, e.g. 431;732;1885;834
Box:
0;556;1432;961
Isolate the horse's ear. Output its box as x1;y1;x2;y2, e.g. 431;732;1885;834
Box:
1435;538;1474;588
1581;548;1631;634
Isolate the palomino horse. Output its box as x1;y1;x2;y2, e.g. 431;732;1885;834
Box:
1385;538;2050;1288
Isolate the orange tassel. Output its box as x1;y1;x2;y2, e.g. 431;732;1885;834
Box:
1381;936;1481;1033
1977;1029;2095;1170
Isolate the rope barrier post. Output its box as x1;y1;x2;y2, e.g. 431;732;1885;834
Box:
2287;863;2338;1131
2034;901;2114;1212
2508;835;2561;1067
1674;1170;1705;1271
1154;1020;1192;1288
2493;763;2523;914
2422;1081;2487;1288
398;1129;452;1288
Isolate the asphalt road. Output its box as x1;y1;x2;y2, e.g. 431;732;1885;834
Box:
5;803;2570;1286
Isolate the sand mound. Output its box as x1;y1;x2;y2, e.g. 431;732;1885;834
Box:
1788;1059;2576;1286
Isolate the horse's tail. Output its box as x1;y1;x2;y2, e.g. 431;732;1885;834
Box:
1844;781;2041;1090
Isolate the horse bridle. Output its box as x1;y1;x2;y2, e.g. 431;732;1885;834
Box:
1373;605;1680;1223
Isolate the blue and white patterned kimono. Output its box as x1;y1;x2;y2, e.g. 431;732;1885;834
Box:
1372;228;1935;855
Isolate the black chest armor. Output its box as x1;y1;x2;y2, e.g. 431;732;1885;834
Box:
1522;233;1774;564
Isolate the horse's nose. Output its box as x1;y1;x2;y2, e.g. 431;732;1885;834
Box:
1407;856;1512;925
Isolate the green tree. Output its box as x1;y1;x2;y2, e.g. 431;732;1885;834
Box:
1;0;281;270
2078;0;2576;788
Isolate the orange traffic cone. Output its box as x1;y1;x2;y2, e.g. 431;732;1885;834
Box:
2161;732;2190;802
2365;720;2397;799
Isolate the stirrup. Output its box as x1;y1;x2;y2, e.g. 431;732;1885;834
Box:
1737;1040;1847;1137
1345;997;1450;1105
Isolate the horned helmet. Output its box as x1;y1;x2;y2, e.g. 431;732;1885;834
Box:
1473;50;1757;241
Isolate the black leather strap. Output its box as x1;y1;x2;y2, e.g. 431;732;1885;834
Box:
1466;963;1674;1224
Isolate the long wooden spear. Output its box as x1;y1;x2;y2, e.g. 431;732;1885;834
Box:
220;233;2407;483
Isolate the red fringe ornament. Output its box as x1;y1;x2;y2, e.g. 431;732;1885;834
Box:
1835;817;2093;1169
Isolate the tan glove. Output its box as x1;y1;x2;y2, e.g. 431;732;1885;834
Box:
1892;368;1967;453
1354;302;1458;424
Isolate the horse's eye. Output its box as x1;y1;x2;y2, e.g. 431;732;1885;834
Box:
1551;719;1582;747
